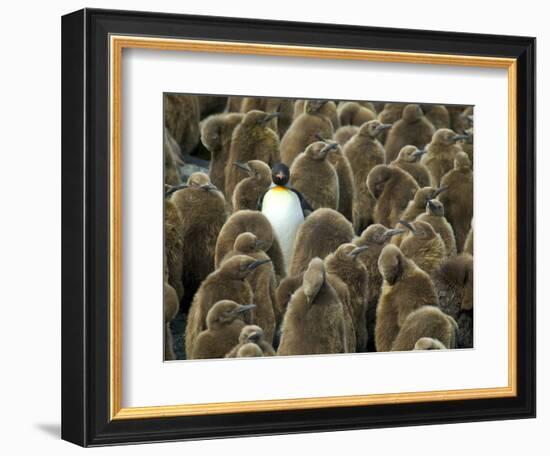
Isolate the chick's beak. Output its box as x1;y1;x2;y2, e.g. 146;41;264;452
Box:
234;161;253;174
398;220;416;234
349;245;369;258
263;112;280;123
233;304;256;315
247;259;272;271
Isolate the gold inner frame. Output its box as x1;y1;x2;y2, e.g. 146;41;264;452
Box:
109;35;518;420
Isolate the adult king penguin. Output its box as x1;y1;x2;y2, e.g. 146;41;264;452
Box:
258;163;313;271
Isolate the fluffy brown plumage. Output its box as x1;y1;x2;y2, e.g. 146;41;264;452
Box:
215;210;286;282
334;125;359;147
225;325;276;357
281;100;334;166
164;128;182;186
438;152;473;252
391;306;458;351
384;104;435;163
343;120;390;233
368;165;419;228
422;128;467;187
225;110;280;201
240;97;294;138
278;258;347;355
289;208;354;277
191;300;255;360
464;227;474;256
354;225;405;352
375;244;438;351
170;173;227;308
164;199;184;301
338;101;376;127
201;112;243;192
289;141;339;211
433;253;473;348
325;141;355;221
185;255;264;358
222;233;277;343
414;337;446;350
164;94;200;154
415;199;457;257
325;244;370;351
399;220;446;276
390;145;431;188
231;160;272;211
421;104;451;130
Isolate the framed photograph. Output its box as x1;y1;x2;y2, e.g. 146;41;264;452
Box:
61;8;536;447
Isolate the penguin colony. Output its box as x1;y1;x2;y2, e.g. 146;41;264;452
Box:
163;95;474;359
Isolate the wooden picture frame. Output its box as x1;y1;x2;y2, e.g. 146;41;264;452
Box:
61;8;536;446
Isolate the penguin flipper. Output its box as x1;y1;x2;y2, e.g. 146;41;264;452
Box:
290;188;314;214
257;189;268;211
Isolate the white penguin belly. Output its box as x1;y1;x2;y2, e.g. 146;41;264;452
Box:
261;186;304;273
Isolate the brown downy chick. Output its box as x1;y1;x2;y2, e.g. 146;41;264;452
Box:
278;258;347;355
375;244;438;352
391;306;458;351
164;128;182;186
164;94;201;154
231;160;272;211
334;125;359;147
197;96;228;119
377;103;405;143
289;141;339;211
185;255;267;359
399;220;446;277
281;100;334;166
240;97;294;138
390;145;431;188
289;208;354;277
343;120;391;233
225;325;276;357
214;210;286;282
225;110;280;201
421;104;451;130
354;225;405;352
201;112;243;192
236;343;264;357
338;101;376;127
384;104;436;163
317;137;355;221
438;152;473;252
368;164;419;228
462;128;474;167
464;227;474;256
433;253;473;348
191;300;256;360
414;337;446;350
164;197;184;301
422;128;468;187
446;105;470;134
164;282;179;360
325;244;370;352
223;233;277;344
170;173;227;309
415;199;457;257
400;186;448;224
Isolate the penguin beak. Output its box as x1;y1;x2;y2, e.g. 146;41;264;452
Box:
247;259;272;271
248;330;264;342
201;183;218;192
232;304;256;315
262;112;280;123
349;245;369;258
374;123;392;136
320;142;338;157
432;186;449;198
451;134;469;142
384;228;405;238
314;133;328;143
398;220;416;234
427;199;437;212
165;183;188;197
255;239;270;250
411;147;427;158
234;161;253;175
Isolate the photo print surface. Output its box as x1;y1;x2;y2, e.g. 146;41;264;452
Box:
164;95;474;361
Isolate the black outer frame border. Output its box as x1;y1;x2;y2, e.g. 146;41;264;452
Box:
61;8;536;447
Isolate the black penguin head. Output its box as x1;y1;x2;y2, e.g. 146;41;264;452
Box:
271;163;290;186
